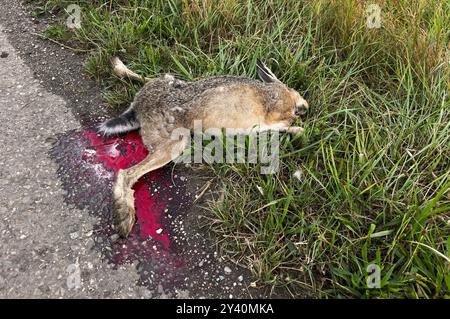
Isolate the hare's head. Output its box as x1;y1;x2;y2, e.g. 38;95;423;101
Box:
256;60;309;120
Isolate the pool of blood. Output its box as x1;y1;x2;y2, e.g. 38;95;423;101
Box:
51;128;193;288
80;130;174;249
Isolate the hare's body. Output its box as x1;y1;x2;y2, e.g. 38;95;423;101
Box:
100;58;308;236
133;76;301;149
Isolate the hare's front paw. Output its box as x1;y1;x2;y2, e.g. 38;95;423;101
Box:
287;126;304;135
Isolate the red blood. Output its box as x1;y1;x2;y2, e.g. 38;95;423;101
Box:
52;128;193;288
81;130;148;171
81;130;171;249
134;175;170;249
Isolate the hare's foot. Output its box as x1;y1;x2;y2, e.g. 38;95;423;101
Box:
111;140;189;237
114;195;136;237
113;170;136;237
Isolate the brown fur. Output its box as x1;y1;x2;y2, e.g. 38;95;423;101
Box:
106;58;309;236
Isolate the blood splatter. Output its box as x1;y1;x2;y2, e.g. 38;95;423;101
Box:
80;130;174;249
81;130;148;172
51;128;194;288
51;127;262;298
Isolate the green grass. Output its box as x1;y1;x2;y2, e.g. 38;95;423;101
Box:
34;0;449;298
43;24;72;40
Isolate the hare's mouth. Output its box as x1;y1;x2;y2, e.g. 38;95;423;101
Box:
294;109;308;122
296;107;308;117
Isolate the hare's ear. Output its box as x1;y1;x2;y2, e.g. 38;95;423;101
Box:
256;60;281;83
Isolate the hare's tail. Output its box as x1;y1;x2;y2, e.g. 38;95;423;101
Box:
97;105;140;136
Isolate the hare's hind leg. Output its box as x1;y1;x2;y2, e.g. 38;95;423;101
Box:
113;139;188;237
111;57;150;83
